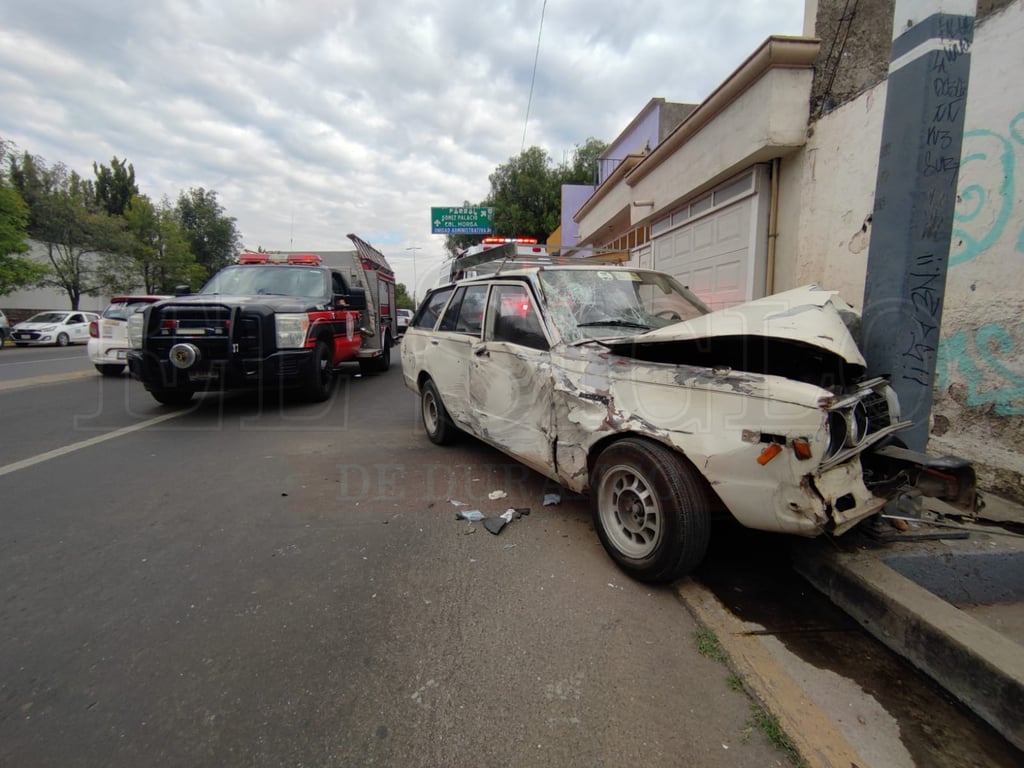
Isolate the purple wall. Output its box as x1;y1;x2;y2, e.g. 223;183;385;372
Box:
560;185;598;247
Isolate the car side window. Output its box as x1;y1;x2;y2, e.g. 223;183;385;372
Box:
453;285;487;335
485;284;549;351
68;314;85;324
414;287;454;330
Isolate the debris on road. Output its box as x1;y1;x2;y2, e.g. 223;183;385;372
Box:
484;517;507;535
455;510;484;521
543;492;561;506
488;490;508;500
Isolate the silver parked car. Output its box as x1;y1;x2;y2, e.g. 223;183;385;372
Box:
400;245;976;583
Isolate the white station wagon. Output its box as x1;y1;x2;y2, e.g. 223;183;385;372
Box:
400;245;976;582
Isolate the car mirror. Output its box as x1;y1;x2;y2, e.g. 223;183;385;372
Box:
174;285;192;296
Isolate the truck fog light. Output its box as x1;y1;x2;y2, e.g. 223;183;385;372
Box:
169;343;201;369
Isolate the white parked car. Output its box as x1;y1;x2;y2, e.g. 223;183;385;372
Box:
11;310;99;347
400;247;976;583
396;308;414;338
0;308;10;348
89;295;169;376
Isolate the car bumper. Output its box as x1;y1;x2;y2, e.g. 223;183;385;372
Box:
88;339;132;364
127;347;317;392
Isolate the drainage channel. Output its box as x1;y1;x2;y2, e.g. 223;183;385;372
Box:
691;522;1024;768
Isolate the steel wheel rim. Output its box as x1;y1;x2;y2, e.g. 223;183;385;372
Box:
423;389;439;434
597;463;662;558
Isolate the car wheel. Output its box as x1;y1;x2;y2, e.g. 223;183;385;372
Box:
149;388;194;406
421;378;457;445
377;336;392;371
591;438;711;583
302;340;334;402
56;332;70;347
95;364;125;377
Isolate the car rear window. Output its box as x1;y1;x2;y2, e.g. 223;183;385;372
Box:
102;301;156;320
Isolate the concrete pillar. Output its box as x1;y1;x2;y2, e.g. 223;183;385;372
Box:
861;0;976;451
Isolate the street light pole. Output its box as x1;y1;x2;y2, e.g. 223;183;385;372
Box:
405;246;422;306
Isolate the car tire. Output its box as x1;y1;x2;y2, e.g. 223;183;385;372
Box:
591;438;711;584
421;378;457;445
377;336;392;371
302;340;334;402
149;388;195;406
96;364;125;377
56;333;70;347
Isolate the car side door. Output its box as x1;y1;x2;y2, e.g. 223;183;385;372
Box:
425;284;489;430
66;313;87;342
468;282;555;476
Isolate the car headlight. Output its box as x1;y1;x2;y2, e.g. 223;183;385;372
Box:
275;314;310;349
127;312;145;349
38;325;55;332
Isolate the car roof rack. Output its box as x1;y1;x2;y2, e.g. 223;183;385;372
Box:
447;242;629;282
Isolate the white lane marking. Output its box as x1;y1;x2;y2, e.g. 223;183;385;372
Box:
0;411;185;477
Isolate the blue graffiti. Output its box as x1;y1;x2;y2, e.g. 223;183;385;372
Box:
937;325;1024;416
949;112;1022;267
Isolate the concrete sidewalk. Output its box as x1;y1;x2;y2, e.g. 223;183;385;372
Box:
678;493;1024;767
791;494;1024;753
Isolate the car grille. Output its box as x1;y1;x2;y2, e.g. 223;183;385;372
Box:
861;390;891;434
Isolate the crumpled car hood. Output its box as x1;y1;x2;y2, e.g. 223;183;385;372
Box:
605;285;867;387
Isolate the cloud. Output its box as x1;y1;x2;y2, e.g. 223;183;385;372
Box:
0;0;804;296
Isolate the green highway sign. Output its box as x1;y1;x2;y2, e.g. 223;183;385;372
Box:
431;206;494;235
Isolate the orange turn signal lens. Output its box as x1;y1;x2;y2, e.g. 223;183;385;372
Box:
757;443;783;465
792;439;813;461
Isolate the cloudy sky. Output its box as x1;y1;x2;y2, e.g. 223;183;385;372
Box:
0;0;805;294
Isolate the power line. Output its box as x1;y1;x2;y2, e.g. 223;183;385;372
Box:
521;0;548;152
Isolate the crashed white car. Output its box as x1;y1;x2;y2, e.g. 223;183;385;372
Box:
400;256;975;582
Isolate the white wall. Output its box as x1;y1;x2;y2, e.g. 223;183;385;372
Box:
777;1;1024;500
1;240;112;314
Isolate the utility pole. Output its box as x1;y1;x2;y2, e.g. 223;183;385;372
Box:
861;0;975;451
405;246;421;306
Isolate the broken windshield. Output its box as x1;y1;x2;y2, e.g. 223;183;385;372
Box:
538;268;708;343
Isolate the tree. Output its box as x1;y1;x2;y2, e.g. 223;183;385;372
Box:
9;153;116;309
394;282;414;309
0;182;48;295
93;157;138;216
443;138;608;257
176;187;241;278
98;194;204;294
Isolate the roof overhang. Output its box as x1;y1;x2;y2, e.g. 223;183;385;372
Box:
574;35;820;245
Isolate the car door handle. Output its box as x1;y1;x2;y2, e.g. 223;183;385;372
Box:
474;347;489;358
430;339;440;345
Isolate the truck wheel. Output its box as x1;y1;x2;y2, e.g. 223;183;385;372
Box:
150;388;194;406
591;438;711;583
377;337;392;372
95;364;125;377
302;341;334;402
421;378;457;445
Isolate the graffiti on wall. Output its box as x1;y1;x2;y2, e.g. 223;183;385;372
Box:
937;111;1024;417
949;111;1024;267
937;325;1024;416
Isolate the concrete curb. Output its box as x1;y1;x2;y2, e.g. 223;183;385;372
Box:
792;544;1024;752
676;578;868;768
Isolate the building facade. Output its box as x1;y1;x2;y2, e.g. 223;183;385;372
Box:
570;0;1023;501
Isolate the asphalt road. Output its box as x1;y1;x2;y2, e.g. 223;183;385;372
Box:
0;351;786;768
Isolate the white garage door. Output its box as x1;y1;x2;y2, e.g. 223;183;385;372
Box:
651;167;769;311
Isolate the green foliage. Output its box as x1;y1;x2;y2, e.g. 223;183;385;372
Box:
93;157;138;216
443;137;608;257
394;282;414;309
747;704;805;766
693;627;728;662
0;176;49;294
176;187;241;277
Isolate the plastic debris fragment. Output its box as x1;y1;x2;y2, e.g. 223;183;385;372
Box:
483;517;507;535
543;493;562;506
488;490;508;500
455;510;484;521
